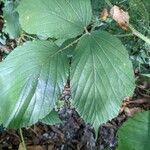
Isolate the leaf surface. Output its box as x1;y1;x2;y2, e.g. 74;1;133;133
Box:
17;0;92;39
143;74;150;78
71;31;135;132
40;110;61;125
0;41;68;128
129;0;149;29
3;1;21;38
117;111;150;150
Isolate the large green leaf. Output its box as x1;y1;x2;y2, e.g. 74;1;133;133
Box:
17;0;92;39
3;0;21;38
71;31;135;132
117;111;150;150
0;41;68;128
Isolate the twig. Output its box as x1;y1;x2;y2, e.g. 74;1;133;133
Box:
105;0;113;7
51;32;88;57
19;128;27;150
21;34;35;40
115;33;133;37
104;0;150;45
125;98;150;104
129;24;150;45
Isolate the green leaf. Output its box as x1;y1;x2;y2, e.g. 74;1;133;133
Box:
3;0;21;38
142;74;150;78
55;39;67;47
40;110;61;125
0;41;68;128
117;111;150;150
91;0;104;16
143;0;150;14
17;0;92;39
71;30;135;133
129;0;149;30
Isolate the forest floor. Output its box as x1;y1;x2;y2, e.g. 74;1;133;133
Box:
0;75;149;150
0;3;150;149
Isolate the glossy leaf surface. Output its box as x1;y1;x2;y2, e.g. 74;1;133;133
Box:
71;31;135;132
17;0;92;39
0;41;68;128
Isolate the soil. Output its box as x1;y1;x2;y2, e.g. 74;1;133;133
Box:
0;81;150;150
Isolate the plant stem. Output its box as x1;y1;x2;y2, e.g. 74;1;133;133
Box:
129;24;150;45
51;32;88;57
19;128;27;150
105;0;113;7
21;34;35;40
104;0;150;45
115;33;133;37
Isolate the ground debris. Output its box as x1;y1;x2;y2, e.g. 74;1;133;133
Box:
0;81;149;150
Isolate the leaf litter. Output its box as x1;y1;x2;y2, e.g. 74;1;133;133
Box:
0;80;150;150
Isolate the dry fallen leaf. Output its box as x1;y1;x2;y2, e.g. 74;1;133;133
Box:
110;5;129;30
27;145;47;150
124;107;143;117
100;8;109;21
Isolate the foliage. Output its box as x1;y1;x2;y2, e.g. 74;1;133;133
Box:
17;0;92;39
0;0;150;149
3;0;21;38
129;0;150;34
40;110;62;125
71;30;134;133
0;40;68;128
117;111;150;150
